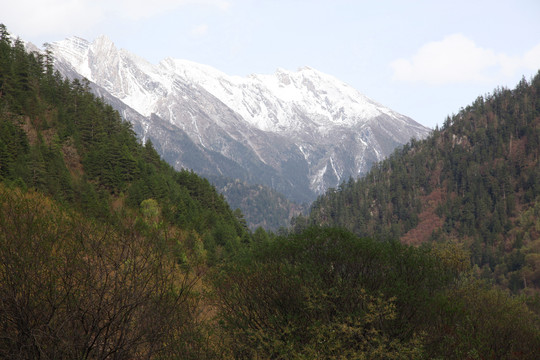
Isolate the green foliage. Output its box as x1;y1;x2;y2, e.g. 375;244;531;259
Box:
213;227;457;358
306;71;540;293
427;279;540;359
213;227;540;359
210;176;308;231
0;24;248;259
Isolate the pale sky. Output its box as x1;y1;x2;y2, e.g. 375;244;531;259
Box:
2;0;540;129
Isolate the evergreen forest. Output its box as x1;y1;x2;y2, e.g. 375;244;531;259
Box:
1;24;540;359
305;71;540;296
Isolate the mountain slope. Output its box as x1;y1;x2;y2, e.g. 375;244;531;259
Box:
0;24;253;358
48;35;430;202
306;72;540;293
208;175;308;231
0;28;247;260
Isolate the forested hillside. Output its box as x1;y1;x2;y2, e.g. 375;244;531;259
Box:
0;25;247;357
209;175;308;231
306;71;540;293
1;25;540;359
0;25;247;256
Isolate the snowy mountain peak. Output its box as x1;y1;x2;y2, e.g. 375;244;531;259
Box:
152;59;399;133
93;34;114;46
49;34;430;200
90;35;117;56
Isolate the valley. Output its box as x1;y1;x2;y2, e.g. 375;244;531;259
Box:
48;35;429;229
1;24;539;359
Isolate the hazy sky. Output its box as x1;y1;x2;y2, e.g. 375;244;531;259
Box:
3;0;540;128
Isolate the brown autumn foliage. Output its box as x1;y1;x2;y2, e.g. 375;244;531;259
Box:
0;185;208;359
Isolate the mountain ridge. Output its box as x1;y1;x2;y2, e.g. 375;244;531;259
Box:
49;35;430;204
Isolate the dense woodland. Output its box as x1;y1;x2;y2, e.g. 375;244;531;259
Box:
1;24;540;359
209;175;308;231
0;25;248;260
305;72;540;295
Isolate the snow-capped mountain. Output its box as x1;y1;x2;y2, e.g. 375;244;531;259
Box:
49;35;430;202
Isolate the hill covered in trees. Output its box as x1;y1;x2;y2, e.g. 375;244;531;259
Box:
0;25;247;357
0;25;248;257
1;25;540;358
208;175;308;231
304;71;540;294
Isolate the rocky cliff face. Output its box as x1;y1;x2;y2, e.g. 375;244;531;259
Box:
50;35;430;202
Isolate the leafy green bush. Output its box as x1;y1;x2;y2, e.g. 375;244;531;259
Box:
212;227;455;358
